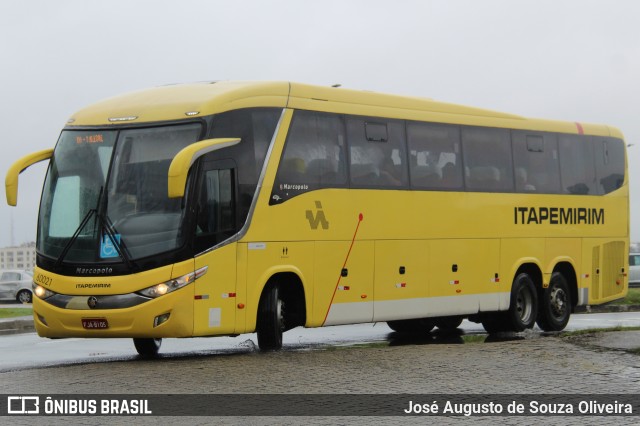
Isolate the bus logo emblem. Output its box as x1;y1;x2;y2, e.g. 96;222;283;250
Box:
87;296;98;309
306;201;329;230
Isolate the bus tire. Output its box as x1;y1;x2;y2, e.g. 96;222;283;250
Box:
133;338;161;358
536;272;571;332
257;284;284;351
506;273;538;332
387;318;435;333
434;316;463;331
480;314;509;334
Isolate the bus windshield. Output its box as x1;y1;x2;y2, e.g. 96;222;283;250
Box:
38;124;202;263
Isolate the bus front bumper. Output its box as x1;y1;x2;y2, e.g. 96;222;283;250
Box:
32;288;194;338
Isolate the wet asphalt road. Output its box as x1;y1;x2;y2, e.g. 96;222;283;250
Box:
3;306;640;426
1;310;640;372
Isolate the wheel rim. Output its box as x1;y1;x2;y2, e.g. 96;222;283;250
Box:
276;298;285;331
18;291;31;303
549;287;568;318
515;286;534;323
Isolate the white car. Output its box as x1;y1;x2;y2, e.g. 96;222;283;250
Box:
0;270;33;303
629;253;640;287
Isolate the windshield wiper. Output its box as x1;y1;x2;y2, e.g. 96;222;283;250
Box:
54;186;105;269
53;186;136;272
54;208;96;269
96;210;135;271
53;208;137;271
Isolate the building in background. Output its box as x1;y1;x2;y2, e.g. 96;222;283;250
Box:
0;242;36;271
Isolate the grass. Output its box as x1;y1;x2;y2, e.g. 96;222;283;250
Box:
561;325;640;337
461;334;487;344
0;307;33;319
609;288;640;305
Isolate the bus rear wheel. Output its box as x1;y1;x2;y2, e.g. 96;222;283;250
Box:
482;273;538;334
133;338;162;358
257;284;285;351
536;272;571;332
505;273;538;332
387;318;435;333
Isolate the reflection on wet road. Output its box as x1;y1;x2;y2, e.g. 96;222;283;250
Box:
1;312;640;372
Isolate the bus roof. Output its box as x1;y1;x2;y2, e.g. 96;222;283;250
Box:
67;81;623;138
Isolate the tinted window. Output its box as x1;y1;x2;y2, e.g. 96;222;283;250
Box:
558;135;596;194
348;118;408;188
272;111;347;203
512;131;561;193
407;122;463;190
594;137;625;194
462;127;513;192
195;167;235;252
209;108;280;216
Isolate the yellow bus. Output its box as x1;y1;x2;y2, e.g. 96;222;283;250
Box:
6;81;628;356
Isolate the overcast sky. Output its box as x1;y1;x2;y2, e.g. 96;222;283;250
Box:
1;0;639;248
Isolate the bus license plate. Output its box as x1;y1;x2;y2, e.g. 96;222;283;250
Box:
82;318;109;329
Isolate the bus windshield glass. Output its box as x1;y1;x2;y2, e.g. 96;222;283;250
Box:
38;124;202;263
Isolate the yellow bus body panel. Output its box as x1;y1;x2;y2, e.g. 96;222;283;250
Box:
193;243;239;336
26;81;629;339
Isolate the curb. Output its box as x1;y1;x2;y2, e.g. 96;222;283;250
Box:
575;304;640;314
0;316;35;336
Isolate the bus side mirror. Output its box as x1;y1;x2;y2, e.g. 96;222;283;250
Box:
168;138;240;198
5;148;54;206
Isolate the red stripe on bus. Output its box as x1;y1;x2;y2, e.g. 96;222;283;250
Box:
322;213;364;326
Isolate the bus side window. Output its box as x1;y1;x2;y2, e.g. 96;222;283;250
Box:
461;127;513;192
595;137;625;194
407;122;463;190
512;131;561;194
195;167;236;251
558;134;597;195
347;118;408;188
272;111;347;203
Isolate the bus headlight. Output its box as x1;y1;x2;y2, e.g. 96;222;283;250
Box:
137;266;208;299
33;283;55;300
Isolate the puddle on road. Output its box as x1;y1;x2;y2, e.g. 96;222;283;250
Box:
294;329;548;352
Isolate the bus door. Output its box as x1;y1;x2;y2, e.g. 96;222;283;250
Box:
192;159;239;336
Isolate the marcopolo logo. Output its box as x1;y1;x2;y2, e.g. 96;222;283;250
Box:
7;396;40;414
305;201;329;230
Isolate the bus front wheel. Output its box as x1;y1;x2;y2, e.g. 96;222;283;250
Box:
133;338;162;358
536;272;571;332
257;284;285;351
